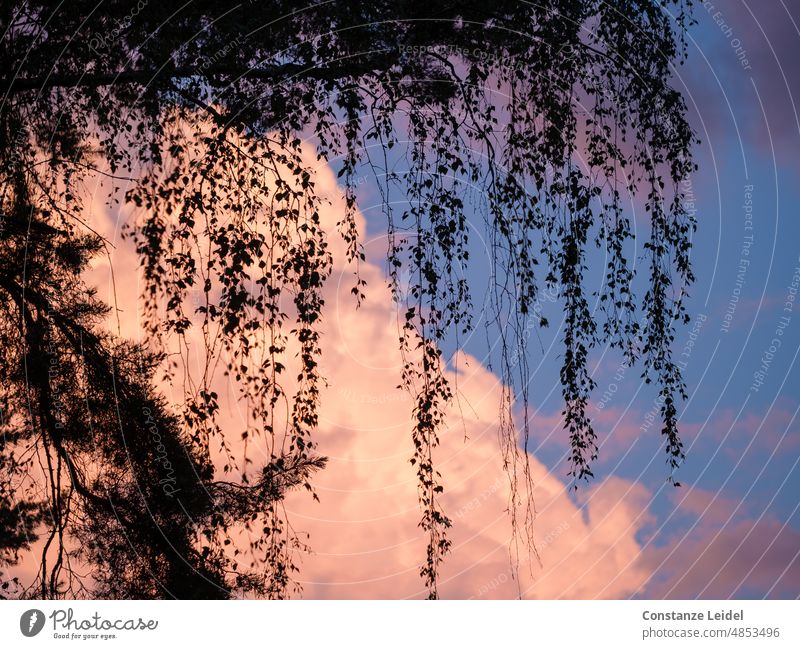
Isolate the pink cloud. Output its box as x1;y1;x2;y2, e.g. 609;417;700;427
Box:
21;137;794;601
643;515;800;598
669;485;745;525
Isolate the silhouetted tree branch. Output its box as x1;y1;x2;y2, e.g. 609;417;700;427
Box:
1;0;698;599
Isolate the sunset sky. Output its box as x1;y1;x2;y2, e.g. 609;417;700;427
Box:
70;2;800;599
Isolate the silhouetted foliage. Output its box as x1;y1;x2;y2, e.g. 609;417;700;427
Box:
0;162;325;597
1;0;697;598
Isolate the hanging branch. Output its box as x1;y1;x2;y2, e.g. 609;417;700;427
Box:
1;0;698;599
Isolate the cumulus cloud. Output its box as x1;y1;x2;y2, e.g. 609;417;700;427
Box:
214;147;658;599
79;139;798;600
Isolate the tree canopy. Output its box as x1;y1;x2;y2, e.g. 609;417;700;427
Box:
0;0;697;599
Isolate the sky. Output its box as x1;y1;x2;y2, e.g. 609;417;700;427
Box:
70;1;800;599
